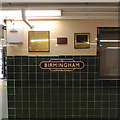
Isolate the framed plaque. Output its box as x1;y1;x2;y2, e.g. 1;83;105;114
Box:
57;37;67;44
28;31;50;52
74;33;90;49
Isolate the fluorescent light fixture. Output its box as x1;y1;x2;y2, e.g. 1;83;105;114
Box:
26;10;61;17
100;40;120;42
106;47;120;49
0;10;22;20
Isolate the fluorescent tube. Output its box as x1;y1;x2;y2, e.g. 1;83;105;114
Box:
26;10;61;17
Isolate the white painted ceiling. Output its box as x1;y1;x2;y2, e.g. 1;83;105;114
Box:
2;0;120;3
2;2;119;19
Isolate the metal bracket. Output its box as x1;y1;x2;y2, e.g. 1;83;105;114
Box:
21;9;34;29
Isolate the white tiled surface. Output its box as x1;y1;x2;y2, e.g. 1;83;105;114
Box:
0;80;8;119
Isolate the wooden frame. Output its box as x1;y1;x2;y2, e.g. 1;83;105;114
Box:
28;31;50;52
74;33;90;49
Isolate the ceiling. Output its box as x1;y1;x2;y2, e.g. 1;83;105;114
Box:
2;0;119;3
2;3;119;19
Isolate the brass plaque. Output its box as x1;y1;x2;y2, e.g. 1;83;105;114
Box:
74;33;90;49
28;31;50;52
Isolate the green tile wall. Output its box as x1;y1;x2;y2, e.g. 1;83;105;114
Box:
7;55;120;119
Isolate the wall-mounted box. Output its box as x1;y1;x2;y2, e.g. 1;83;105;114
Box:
7;22;24;43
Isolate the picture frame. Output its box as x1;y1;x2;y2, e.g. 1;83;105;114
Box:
28;31;50;52
74;33;90;49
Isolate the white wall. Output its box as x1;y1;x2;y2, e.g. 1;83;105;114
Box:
7;19;118;56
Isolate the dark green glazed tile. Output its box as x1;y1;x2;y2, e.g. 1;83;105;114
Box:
73;72;80;79
21;56;28;58
59;81;65;86
37;66;43;72
89;56;97;59
22;81;29;87
59;56;66;58
81;59;87;65
8;95;15;102
81;73;87;79
66;72;73;80
88;73;94;79
88;81;94;87
8;88;14;94
8;109;15;116
43;81;50;87
30;102;36;108
88;66;95;72
7;55;120;119
15;73;21;79
80;109;87;116
37;102;43;108
7;56;14;59
51;72;58;79
15;102;22;108
37;95;43;101
37;73;43;79
29;66;36;72
59;109;65;116
22;66;28;72
44;73;50;79
30;109;37;118
22;58;28;65
52;81;58;86
15;95;22;101
23;95;29;101
44;95;50;101
23;109;29;118
43;58;50;61
66;81;72;86
22;73;28;79
81;66;87;72
16;109;22;118
22;88;29;95
8;116;16;119
63;100;73;109
29;73;36;79
44;109;50;116
73;81;80;87
29;58;36;65
15;66;21;72
59;72;65;79
37;109;43;117
50;56;59;58
7;73;14;79
66;56;73;59
7;59;14;65
8;102;15;108
15;59;21;65
30;88;36;95
15;88;22;95
7;81;14;87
